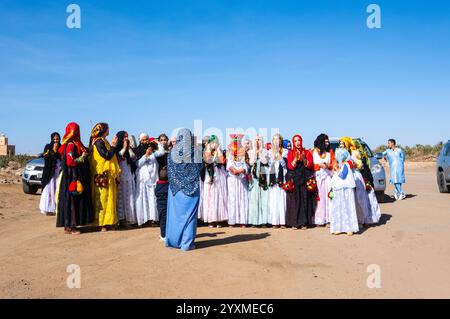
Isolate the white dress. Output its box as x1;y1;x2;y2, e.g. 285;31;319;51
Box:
198;176;204;220
39;160;61;214
201;163;228;223
227;159;249;225
117;157;137;224
353;170;371;225
329;162;359;234
366;188;381;224
247;149;270;225
351;152;375;225
312;149;332;225
135;154;159;225
268;154;287;226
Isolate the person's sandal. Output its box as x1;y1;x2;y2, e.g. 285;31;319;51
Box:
64;228;71;234
71;229;81;235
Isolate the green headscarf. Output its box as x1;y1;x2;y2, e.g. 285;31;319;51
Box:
353;139;370;168
208;135;218;143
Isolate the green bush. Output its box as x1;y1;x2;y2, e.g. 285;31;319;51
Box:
373;145;387;154
0;156;8;169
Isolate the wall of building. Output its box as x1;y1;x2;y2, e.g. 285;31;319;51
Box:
0;135;16;156
0;136;7;146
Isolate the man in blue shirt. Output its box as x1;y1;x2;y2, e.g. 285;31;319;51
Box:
382;139;406;200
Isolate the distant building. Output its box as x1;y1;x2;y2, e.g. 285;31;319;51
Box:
0;134;15;156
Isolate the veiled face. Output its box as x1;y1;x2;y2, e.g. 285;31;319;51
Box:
53;135;60;144
339;141;346;149
177;129;192;144
325;139;330;148
141;136;149;144
335;149;349;164
176;129;194;154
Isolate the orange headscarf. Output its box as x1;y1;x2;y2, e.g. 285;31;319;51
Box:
58;122;86;155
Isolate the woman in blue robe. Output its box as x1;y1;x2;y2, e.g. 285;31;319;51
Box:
166;128;203;251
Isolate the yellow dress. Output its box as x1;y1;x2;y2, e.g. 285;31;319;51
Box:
90;138;121;227
54;171;63;216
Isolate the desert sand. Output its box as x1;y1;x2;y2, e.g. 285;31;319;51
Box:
0;162;449;298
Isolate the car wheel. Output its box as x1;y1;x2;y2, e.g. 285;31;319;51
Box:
375;191;385;203
437;171;449;193
23;182;39;195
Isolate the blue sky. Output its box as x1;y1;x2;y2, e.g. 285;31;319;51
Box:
0;0;449;154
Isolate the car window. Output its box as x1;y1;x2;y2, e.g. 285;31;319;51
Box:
29;158;44;165
361;143;374;158
330;142;339;153
445;143;450;157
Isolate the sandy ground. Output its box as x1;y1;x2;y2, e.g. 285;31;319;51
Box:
0;163;449;299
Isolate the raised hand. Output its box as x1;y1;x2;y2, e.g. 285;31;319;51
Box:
111;136;118;147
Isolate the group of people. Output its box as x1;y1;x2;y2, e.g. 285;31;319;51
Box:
197;133;384;237
38;121;405;251
39;122;172;238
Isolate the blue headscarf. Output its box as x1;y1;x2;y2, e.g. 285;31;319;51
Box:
283;139;290;149
335;148;350;166
168;128;203;196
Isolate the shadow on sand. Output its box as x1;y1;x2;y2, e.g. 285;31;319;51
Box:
358;213;392;235
195;232;271;249
196;231;226;238
378;193;417;203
